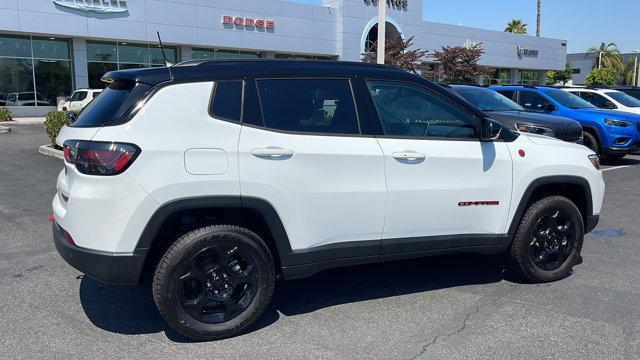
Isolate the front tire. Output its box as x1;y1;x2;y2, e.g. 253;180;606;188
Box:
581;131;599;155
152;225;275;341
508;196;584;283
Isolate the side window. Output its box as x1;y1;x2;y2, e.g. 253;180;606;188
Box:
518;90;552;112
498;90;515;101
210;80;243;122
256;78;359;135
365;80;477;139
580;92;616;109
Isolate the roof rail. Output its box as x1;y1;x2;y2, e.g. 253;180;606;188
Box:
491;84;538;88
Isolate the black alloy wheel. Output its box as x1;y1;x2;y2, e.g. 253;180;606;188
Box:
528;209;577;271
177;242;258;324
508;196;584;283
153;225;275;341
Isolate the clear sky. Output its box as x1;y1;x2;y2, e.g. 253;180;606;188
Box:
286;0;639;54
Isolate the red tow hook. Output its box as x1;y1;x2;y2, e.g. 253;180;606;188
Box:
50;215;55;223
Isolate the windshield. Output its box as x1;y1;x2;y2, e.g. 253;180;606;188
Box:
454;87;524;111
544;89;596;109
605;91;640;107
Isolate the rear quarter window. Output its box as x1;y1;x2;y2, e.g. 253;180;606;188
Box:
71;80;151;127
210;80;243;122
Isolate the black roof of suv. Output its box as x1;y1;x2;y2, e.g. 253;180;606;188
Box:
103;59;412;86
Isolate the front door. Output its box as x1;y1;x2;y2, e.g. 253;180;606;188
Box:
363;79;513;253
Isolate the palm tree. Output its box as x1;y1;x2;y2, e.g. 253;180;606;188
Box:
505;19;528;34
587;42;624;71
536;0;541;36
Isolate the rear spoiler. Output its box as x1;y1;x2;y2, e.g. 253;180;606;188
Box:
102;67;173;86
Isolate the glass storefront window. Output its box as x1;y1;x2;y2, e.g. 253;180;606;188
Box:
34;59;71;106
0;34;31;58
483;68;512;85
520;70;540;85
32;37;70;60
149;45;176;65
191;48;215;60
238;51;261;59
0;34;72;107
86;41;177;88
87;41;117;62
118;42;149;64
0;58;34;106
215;50;239;59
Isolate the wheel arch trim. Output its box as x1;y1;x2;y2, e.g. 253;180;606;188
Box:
134;196;295;265
507;175;593;243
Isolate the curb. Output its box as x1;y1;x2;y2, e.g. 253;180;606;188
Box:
10;120;46;125
39;144;64;160
0;126;10;134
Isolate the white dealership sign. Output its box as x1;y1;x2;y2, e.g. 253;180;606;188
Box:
53;0;128;13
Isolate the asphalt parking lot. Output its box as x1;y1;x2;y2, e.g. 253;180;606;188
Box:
1;124;639;359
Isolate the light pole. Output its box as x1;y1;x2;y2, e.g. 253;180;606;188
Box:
376;0;386;64
598;51;603;69
633;50;639;87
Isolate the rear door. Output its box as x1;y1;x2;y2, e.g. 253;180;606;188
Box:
362;79;513;253
238;77;387;258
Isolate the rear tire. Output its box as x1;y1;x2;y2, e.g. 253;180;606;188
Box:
508;196;584;283
152;225;275;341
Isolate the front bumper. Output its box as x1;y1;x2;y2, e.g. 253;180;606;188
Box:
585;215;599;234
53;222;147;285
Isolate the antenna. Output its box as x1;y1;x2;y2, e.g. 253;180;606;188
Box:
156;31;173;80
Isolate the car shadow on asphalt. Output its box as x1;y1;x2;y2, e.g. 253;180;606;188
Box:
79;253;519;342
600;155;640;166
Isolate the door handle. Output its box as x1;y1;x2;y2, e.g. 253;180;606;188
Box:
391;151;427;161
251;147;294;158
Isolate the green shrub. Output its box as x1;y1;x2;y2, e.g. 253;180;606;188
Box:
585;68;618;86
0;107;12;122
44;111;68;148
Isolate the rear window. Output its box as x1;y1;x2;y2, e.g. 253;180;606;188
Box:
256;78;359;135
71;80;151;127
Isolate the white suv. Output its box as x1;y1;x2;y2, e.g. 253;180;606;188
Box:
52;60;605;341
61;88;102;111
562;87;640;115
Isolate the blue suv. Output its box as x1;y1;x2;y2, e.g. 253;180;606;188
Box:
490;85;640;158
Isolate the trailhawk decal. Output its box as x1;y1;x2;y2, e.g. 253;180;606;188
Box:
458;200;500;207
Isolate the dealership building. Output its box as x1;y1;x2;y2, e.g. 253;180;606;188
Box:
0;0;567;116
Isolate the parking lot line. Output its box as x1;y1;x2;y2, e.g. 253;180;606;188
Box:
602;165;631;172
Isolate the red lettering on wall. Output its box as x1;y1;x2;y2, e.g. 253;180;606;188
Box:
222;16;275;30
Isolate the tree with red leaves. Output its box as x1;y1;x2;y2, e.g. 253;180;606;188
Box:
431;43;493;84
362;36;428;74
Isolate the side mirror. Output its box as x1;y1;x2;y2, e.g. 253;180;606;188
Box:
481;118;503;141
542;103;557;113
66;111;78;125
605;102;617;109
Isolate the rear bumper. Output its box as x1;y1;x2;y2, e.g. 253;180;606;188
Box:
53;222;146;285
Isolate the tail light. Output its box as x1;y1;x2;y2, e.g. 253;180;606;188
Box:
63;140;140;176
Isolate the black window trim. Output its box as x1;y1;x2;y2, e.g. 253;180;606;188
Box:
208;79;245;123
361;77;482;142
516;89;554;110
250;76;365;137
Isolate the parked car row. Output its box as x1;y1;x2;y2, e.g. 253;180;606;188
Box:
443;84;640;159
